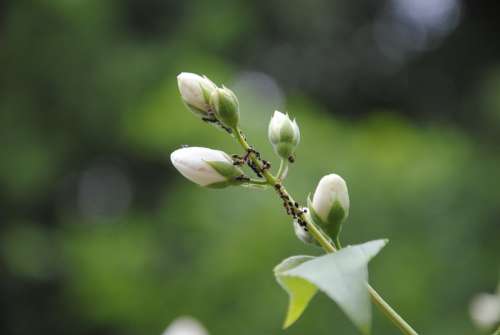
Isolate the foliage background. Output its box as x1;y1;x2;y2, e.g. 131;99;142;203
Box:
1;0;499;334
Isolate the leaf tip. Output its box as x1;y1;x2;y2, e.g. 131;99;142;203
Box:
282;318;292;329
360;324;371;335
282;309;301;329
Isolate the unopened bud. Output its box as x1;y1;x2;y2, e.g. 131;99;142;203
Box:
162;316;208;335
308;174;349;239
268;111;300;160
177;72;217;117
469;293;500;330
170;147;244;188
293;214;319;246
210;86;240;129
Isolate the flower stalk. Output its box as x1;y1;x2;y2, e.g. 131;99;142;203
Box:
276;159;288;181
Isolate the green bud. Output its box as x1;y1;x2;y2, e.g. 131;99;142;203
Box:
268;111;300;160
307;174;349;240
210;86;240;129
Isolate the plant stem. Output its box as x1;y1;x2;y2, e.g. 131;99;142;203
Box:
367;285;418;335
246;178;269;186
232;126;419;335
492;326;500;335
276;159;289;180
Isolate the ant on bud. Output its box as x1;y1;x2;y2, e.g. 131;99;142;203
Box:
232;154;245;166
235;175;250;182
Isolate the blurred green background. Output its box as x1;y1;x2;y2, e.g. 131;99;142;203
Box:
1;0;499;334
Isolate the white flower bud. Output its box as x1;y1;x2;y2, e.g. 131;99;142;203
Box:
268;111;300;160
177;72;217;116
210;86;240;129
162;316;209;335
170;147;244;188
308;174;349;239
293;212;319;246
469;293;500;329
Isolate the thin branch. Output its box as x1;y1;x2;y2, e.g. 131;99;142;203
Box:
231;126;419;335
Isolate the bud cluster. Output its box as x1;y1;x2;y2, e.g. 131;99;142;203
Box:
173;72;350;245
177;73;240;132
170;71;422;335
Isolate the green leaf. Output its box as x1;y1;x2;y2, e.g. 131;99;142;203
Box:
274;239;388;333
274;256;317;328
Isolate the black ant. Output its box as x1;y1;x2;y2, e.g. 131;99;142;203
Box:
231;154;246;166
235;175;250;182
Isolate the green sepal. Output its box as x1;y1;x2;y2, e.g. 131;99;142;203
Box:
275;142;294;159
307;195;344;241
279;120;296;143
206;160;243;178
206;180;233;189
200;81;213;105
205;160;244;188
211;87;240;129
325;199;347;237
240;182;270;190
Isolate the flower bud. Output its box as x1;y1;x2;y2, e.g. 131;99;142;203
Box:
308;174;349;239
268;111;300;160
170;147;244;188
162;316;208;335
470;293;500;329
293;214;319;246
177;72;217;117
210;86;240;129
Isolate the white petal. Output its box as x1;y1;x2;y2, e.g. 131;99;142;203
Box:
270;110;282;126
292;118;300;143
268;111;284;142
273;110;287;123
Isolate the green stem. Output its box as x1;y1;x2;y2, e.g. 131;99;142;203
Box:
333;236;342;250
368;285;418;335
276;159;289;180
492;326;500;335
232;126;419;335
246;178;269;185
